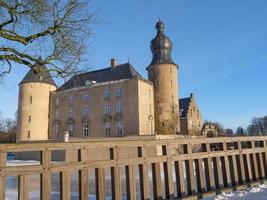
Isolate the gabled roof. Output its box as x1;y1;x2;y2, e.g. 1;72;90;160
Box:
58;63;142;91
179;97;191;118
19;61;56;86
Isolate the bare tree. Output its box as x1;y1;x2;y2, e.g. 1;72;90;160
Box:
247;116;267;135
225;128;234;137
0;0;97;80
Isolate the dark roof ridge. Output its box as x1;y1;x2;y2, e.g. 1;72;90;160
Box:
57;62;142;91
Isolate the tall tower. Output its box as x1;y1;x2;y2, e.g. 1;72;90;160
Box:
17;60;56;142
146;20;180;135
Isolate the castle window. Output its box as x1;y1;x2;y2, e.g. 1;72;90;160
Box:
68;96;73;106
116;88;123;97
83;123;89;137
105;122;111;136
27;130;30;138
83;94;89;103
54;124;59;138
83;107;89;117
162;122;165;127
28;115;31;123
171;93;174;99
170;80;173;86
170;67;172;74
116;121;123;136
56;97;59;106
68;124;74;137
29;96;32;104
105;103;110;114
68;109;73;118
55;109;59;119
104;89;110;99
172;106;175;114
116;102;123;113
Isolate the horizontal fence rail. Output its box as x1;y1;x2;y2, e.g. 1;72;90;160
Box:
1;136;267;200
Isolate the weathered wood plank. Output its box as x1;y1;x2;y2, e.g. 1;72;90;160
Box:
246;154;253;182
78;149;89;200
223;156;232;187
162;145;174;199
40;150;51;200
138;146;150;200
206;143;215;191
238;142;246;183
174;160;185;198
18;175;29;200
95;168;105;200
231;155;239;185
259;152;265;178
152;162;162;200
110;147;121;200
0;152;6;200
60;171;71;200
195;159;203;193
125;165;136;200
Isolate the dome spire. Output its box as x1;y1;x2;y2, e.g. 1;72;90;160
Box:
149;20;176;66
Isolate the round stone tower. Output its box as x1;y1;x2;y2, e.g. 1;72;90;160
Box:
146;20;180;135
17;60;56;142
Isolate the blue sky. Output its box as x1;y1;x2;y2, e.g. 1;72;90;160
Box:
0;0;267;130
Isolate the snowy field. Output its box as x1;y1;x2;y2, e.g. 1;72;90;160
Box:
5;160;267;200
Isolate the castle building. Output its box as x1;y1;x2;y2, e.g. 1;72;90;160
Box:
146;21;180;135
16;60;57;142
16;21;202;142
179;93;203;136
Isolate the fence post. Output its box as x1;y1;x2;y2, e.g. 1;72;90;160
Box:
162;144;174;199
206;142;215;190
60;171;71;200
238;141;246;183
0;152;6;200
223;142;232;187
252;141;259;180
152;162;162;199
110;147;121;200
125;165;136;200
187;143;196;194
18;175;29;200
78;148;89;200
40;149;51;200
138;146;150;200
95;168;105;200
174;160;185;197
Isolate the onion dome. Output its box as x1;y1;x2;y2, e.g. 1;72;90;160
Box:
149;20;176;65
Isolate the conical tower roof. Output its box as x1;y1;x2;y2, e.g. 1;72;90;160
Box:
19;59;56;86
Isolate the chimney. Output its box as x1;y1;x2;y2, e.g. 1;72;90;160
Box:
111;58;118;69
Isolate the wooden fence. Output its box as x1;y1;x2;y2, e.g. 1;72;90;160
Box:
1;136;267;200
